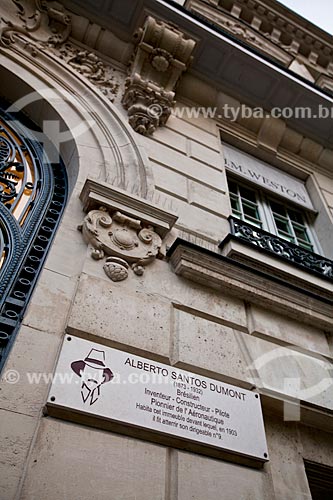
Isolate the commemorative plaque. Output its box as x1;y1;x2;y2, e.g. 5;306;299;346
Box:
47;335;269;467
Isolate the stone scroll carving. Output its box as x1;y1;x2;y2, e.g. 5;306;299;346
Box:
0;2;120;101
58;44;120;101
78;208;162;281
122;16;196;135
0;0;71;47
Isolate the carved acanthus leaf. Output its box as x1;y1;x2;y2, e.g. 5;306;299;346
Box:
0;0;71;47
1;1;119;102
57;44;120;101
122;16;196;135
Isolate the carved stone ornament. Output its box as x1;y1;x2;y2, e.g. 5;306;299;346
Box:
122;16;196;135
0;2;120;101
78;207;162;281
57;43;120;101
0;0;71;48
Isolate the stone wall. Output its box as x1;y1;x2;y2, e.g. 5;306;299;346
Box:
0;1;332;499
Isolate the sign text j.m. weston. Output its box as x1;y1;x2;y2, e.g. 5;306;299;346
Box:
223;143;314;210
47;335;269;466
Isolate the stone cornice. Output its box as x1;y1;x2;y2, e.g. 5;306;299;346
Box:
260;392;333;435
174;88;333;179
236;0;333;45
167;238;333;330
56;1;333;173
79;178;178;238
189;0;333;81
216;116;333;179
186;0;294;66
2;1;331;177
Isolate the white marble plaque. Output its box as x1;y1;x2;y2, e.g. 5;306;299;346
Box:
47;335;269;464
223;143;314;210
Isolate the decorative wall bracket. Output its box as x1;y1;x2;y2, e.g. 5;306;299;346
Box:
78;179;178;282
122;16;196;135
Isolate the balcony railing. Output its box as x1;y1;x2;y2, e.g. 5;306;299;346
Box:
223;217;333;282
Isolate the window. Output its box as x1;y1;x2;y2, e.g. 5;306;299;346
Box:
304;460;333;500
229;180;262;228
228;177;316;252
222;142;333;281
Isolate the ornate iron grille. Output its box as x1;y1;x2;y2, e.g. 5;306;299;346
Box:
224;216;333;281
0;104;67;371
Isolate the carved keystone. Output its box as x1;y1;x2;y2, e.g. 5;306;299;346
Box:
122;16;196;135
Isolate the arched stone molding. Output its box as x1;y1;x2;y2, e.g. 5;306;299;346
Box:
0;42;155;200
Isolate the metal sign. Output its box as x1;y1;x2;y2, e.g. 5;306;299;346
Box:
47;335;269;467
223;143;314;210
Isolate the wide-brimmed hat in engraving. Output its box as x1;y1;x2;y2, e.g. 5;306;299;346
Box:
71;348;113;382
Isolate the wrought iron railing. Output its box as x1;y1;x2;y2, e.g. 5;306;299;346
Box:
223;216;333;281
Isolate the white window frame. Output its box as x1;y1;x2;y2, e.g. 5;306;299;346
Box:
227;175;321;254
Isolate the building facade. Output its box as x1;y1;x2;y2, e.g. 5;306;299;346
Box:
0;0;333;499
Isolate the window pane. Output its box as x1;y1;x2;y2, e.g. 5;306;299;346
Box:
270;200;286;216
277;231;295;243
298;241;313;251
228;180;238;195
244;216;262;227
293;225;309;242
293;225;313;250
243;201;259;219
304;460;333;500
269;197;314;250
274;215;292;235
228;179;262;227
239;185;257;203
288;208;304;224
230;194;239;210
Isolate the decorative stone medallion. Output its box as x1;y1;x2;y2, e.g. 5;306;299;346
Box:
78;207;162;281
